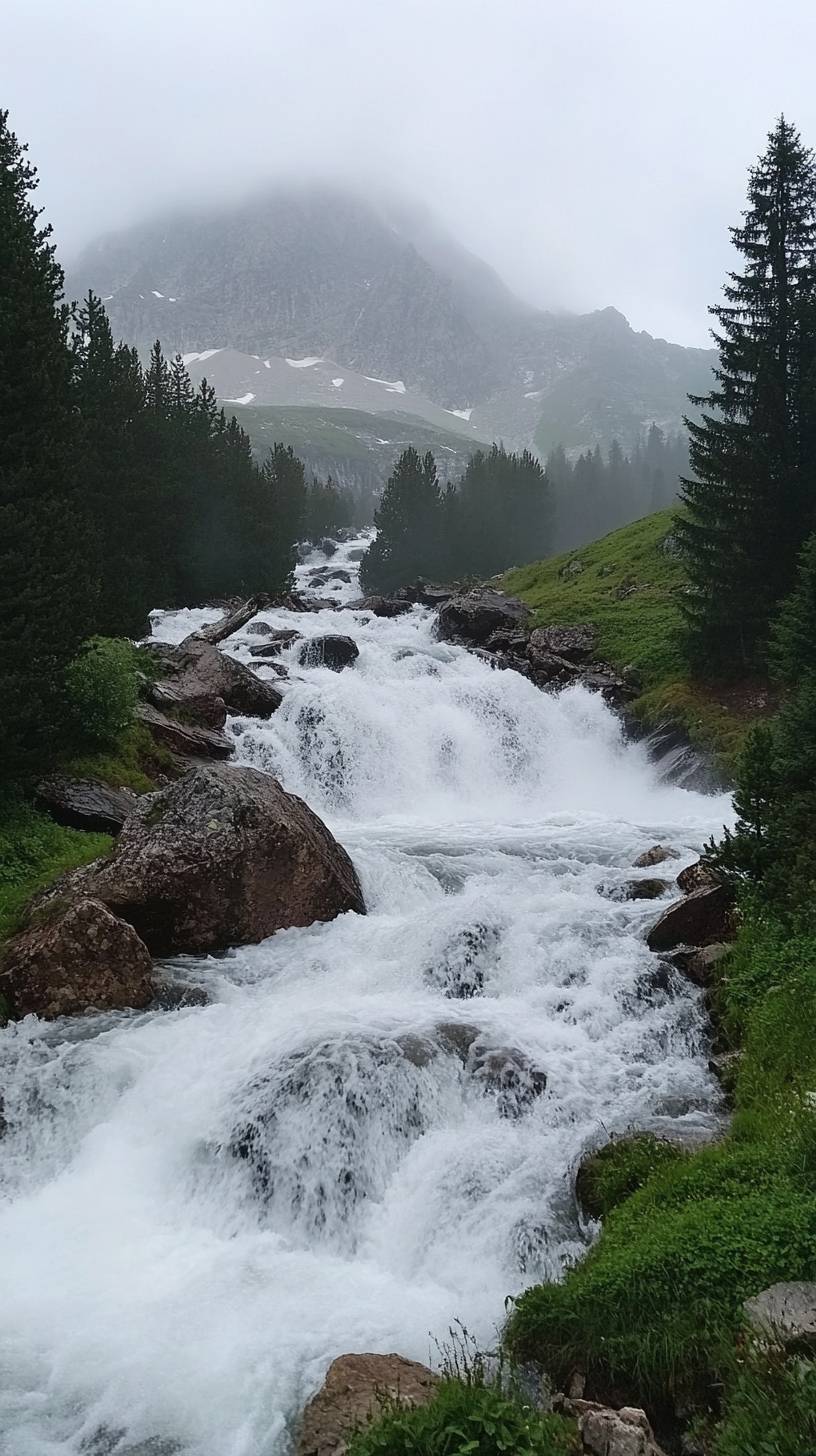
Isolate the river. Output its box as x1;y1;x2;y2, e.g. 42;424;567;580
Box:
0;534;731;1455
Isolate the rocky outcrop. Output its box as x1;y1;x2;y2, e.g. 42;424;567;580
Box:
684;942;730;987
296;1353;439;1456
646;884;734;953
352;595;412;618
528;623;597;660
136;702;235;760
676;859;720;895
249;629;303;658
436;588;530;644
40;765;365;958
151;634;283;721
0;899;153;1021
35;775;139;834
744;1282;816;1351
561;1399;668;1456
298;635;360;671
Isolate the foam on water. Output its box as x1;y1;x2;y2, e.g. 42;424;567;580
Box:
0;534;732;1455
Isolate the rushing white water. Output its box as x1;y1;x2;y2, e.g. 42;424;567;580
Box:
0;535;732;1456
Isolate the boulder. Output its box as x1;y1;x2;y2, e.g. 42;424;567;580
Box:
528;624;597;661
399;582;454;608
633;845;680;869
44;764;366;957
296;1353;438;1456
0;898;153;1021
526;647;580;685
620;879;670;901
744;1282;816;1350
298;635;360;671
684;942;730;987
248;629;303;658
436;589;530;644
35;775;139;834
646;885;734;953
326;569;352;584
246;621;273;636
355;595;412;618
572;1401;668;1456
676;858;721;894
319;538;337;556
177;635;283;719
136;703;235;760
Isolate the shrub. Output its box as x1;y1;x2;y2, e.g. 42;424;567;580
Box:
575;1134;688;1220
345;1378;579;1456
64;636;139;748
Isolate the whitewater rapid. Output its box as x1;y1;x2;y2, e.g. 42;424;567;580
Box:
0;534;732;1456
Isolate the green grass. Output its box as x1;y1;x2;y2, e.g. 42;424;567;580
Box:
57;721;172;794
575;1134;689;1220
501;510;772;771
345;1378;578;1456
504;908;816;1427
233;405;485;464
0;800;112;951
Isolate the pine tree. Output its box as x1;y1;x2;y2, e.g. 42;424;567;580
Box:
0;109;90;783
360;448;443;592
677;117;816;667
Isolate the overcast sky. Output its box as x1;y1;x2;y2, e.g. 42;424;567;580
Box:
5;0;816;346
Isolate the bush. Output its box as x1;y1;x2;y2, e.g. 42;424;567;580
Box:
506;1152;816;1408
575;1134;688;1220
345;1378;578;1456
64;636;139;748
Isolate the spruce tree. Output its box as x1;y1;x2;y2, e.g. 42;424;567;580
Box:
677;117;816;666
361;448;443;592
0;110;90;783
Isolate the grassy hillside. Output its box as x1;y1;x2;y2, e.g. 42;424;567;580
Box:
502;510;773;769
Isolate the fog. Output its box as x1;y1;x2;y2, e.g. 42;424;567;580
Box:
5;0;816;345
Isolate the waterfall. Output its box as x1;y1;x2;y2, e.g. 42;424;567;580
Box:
0;534;732;1456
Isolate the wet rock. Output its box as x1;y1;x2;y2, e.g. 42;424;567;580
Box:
326;569;352;584
436;588;530;644
248;629;303;658
45;764;365;957
526;648;580;687
146;634;282;722
151;979;209;1010
296;1353;439;1456
319;538;337;556
646;885;734;953
425;922;499;998
397;582;453;608
35;775;139;834
0;898;153;1021
246;620;273;636
136;702;235;759
579;668;636;706
347;546;366;561
469;1041;548;1116
298;635;360;671
620;878;670;901
676;858;721;894
684;942;730;986
744;1282;816;1351
528;624;597;661
633;845;680;869
355;595;412;618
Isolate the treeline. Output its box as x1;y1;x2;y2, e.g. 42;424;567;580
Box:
361;443;552;593
547;426;689;552
0;108;323;785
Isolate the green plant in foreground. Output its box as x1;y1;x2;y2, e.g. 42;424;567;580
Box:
345;1378;578;1456
0;800;111;947
64;636;139;749
715;1351;816;1456
575;1134;688;1220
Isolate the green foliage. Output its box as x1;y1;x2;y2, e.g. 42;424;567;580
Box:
301;475;352;542
576;1135;687;1220
59;721;171;795
545;428;689;555
345;1378;578;1456
64;637;139;749
447;444;553;579
677;117;816;668
715;1352;816;1456
361;447;445;593
0;799;111;946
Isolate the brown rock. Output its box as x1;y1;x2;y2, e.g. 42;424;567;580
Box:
177;635;283;719
1;899;152;1021
646;885;734;953
685;942;730;986
528;623;597;660
633;845;680;869
136;702;235;759
35;775;139;834
436;589;530;644
355;596;412;618
574;1401;668;1456
620;878;670;901
676;858;720;894
298;635;359;671
49;764;365;957
296;1353;439;1456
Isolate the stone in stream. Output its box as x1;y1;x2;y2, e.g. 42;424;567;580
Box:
633;844;680;869
298;635;359;671
296;1353;438;1456
353;595;412;618
248;629;303;658
676;858;721;894
43;764;366;958
0;898;153;1021
35;775;139;835
168;634;282;719
435;588;530;644
619;878;670;901
646;884;734;953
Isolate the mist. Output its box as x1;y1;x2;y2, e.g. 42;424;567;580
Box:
5;0;816;345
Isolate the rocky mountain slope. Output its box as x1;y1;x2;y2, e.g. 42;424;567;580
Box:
68;186;716;458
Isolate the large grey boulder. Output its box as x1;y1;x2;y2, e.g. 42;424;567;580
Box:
296;1353;438;1456
298;635;359;671
44;764;365;957
147;634;282;724
0;898;153;1021
744;1282;816;1350
527;623;597;660
647;885;734;952
35;775;139;834
436;589;530;644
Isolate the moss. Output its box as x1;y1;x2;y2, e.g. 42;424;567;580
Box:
0;800;112;946
575;1134;688;1220
345;1378;579;1456
500;510;774;772
58;721;172;794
